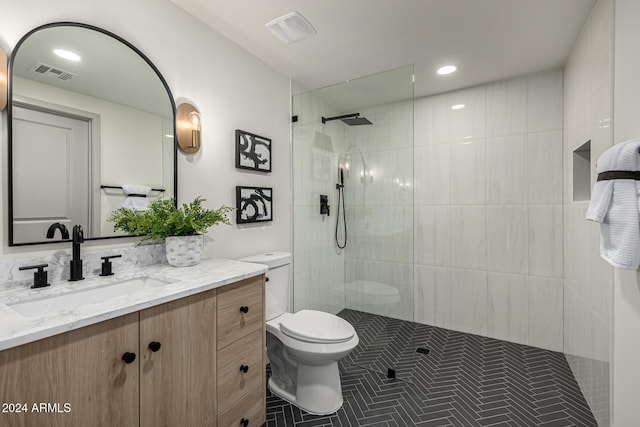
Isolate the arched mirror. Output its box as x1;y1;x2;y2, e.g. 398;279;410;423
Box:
8;22;176;246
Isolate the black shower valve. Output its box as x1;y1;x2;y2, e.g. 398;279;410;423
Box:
320;195;330;216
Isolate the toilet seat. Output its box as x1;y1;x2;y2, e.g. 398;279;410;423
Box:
279;310;355;344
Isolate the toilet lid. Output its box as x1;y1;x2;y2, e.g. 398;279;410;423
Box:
280;310;355;343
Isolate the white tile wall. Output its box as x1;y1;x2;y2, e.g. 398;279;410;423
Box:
563;0;612;424
450;139;486;205
414;68;564;353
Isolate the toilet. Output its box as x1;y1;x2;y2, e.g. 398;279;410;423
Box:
239;252;359;415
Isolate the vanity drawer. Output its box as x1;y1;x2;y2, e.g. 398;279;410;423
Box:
217;383;265;427
217;328;263;411
217;275;264;349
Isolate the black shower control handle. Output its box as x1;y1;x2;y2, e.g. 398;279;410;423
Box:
240;364;249;373
240;306;249;314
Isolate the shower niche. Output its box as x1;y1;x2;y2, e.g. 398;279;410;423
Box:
573;140;591;202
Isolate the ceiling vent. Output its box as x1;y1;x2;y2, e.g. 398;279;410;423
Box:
266;11;316;44
30;62;78;81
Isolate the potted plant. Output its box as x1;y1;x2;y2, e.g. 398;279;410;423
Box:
108;197;233;266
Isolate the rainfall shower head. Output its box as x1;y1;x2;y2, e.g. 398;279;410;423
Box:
321;112;373;126
341;116;372;126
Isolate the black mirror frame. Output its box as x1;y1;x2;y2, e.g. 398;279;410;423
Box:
7;22;178;246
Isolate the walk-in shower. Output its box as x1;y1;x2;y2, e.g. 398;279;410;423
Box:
292;65;416;381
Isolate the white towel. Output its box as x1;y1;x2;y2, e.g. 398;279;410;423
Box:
586;139;640;269
122;184;151;212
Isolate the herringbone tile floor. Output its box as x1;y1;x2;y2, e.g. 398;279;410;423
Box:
265;309;598;427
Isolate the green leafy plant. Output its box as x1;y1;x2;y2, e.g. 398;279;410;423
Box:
108;197;233;242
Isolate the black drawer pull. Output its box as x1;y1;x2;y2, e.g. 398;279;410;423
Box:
240;418;249;427
240;364;249;373
122;352;136;364
239;306;249;314
149;341;162;352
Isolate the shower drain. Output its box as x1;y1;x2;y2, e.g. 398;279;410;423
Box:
416;347;431;355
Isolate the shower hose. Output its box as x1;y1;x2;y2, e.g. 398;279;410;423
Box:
335;184;347;249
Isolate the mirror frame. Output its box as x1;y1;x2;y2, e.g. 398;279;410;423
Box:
7;22;178;246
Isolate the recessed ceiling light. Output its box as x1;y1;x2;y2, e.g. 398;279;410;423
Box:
54;49;81;62
437;65;457;75
451;104;466;110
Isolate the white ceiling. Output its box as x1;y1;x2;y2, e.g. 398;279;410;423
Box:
170;0;596;100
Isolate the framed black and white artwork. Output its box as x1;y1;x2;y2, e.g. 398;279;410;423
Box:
235;129;272;172
236;186;273;224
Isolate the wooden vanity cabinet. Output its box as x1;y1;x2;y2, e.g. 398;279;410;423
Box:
0;274;266;427
0;313;140;427
216;275;265;427
139;289;217;427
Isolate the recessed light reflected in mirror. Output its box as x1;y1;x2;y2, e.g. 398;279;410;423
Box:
451;104;465;110
437;65;457;75
53;48;81;62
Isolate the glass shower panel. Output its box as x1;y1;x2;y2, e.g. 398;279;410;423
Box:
292;65;416;382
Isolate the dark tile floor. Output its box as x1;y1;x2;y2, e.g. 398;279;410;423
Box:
265;309;598;427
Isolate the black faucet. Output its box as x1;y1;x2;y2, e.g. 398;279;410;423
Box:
46;222;70;240
69;224;84;281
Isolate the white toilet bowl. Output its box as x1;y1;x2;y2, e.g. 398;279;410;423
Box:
266;310;359;415
238;252;359;415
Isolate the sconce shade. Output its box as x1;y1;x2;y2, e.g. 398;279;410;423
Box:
176;103;201;153
0;48;6;111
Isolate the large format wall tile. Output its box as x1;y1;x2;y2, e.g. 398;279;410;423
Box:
487;135;527;204
486;76;527;138
415;206;450;267
528;205;563;278
528;276;563;351
487;272;528;345
528;69;564;133
487;206;528;274
450;206;487;270
450;268;488;336
527;131;563;204
450;139;486;205
414;265;451;329
450;85;487;142
415;144;450;206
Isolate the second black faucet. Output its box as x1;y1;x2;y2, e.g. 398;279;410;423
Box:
69;224;84;281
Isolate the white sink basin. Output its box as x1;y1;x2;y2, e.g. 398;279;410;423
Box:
9;276;176;317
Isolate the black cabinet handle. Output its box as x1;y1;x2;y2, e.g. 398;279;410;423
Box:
239;306;249;314
265;276;270;282
148;341;162;352
122;352;136;364
240;364;249;373
240;418;249;427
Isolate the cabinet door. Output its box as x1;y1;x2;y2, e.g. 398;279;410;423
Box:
139;289;216;427
0;313;139;427
217;276;264;349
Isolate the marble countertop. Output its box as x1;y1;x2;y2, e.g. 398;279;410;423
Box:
0;258;267;351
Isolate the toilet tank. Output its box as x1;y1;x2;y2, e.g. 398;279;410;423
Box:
238;252;291;321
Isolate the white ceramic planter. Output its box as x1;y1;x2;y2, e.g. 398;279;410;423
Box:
165;234;204;267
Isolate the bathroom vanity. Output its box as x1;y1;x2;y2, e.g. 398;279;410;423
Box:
0;259;266;427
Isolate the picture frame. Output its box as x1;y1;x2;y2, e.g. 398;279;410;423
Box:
235;129;272;172
236;186;273;223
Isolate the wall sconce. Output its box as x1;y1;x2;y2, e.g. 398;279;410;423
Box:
176;103;201;153
0;48;7;111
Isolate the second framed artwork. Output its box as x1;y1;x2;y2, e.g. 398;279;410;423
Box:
235;129;271;172
236;186;273;224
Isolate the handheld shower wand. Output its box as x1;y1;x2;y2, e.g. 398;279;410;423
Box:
336;165;347;249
